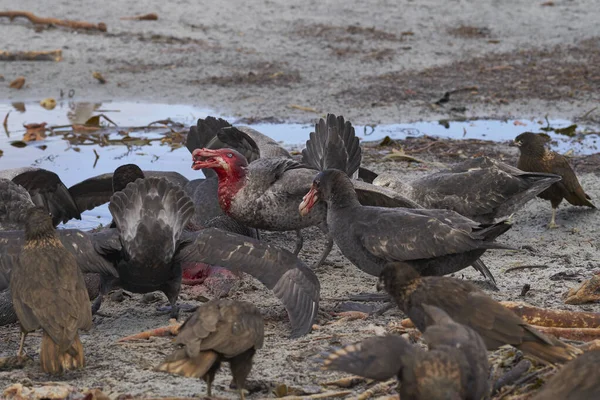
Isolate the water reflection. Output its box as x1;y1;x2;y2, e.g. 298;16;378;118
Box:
0;100;598;229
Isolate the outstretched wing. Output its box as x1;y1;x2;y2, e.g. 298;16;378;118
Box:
10;169;81;226
319;335;416;380
302;114;361;177
175;228;320;338
109;177;195;265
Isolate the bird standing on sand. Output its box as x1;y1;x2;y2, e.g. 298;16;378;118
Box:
377;262;581;364
514;132;595;228
10;207;92;374
320;305;490;400
157;299;264;399
299;169;511;280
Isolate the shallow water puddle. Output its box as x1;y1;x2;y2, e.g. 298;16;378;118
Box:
0;101;598;229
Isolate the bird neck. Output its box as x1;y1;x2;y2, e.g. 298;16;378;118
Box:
214;166;247;212
520;144;548;159
328;180;361;210
24;230;61;248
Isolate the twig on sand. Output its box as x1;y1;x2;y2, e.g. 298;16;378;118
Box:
0;11;107;32
116;319;182;342
272;390;352;399
353;379;396;400
504;265;548;273
121;13;159;21
0;50;62;62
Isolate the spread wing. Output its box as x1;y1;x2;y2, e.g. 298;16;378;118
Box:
320;335;416;381
357;208;488;261
109;177;195;264
302;114;361;176
175;228;320;338
10;169;81;226
0;229;119;287
0;179;35;231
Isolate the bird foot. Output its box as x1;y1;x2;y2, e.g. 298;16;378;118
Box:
547;221;559;229
564;274;600;305
0;355;32;371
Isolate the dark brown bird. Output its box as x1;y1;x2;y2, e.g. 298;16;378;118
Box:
320;305;490;399
157;299;264;399
10;207;92;374
514;132;595;228
377;262;581;364
299;169;511;280
531;350;600;400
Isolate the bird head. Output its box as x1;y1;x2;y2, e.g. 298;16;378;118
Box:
191;148;248;176
377;262;421;294
299;169;355;216
513;132;551;153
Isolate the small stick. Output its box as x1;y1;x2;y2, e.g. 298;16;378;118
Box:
0;11;106;32
504;265;548;273
321;376;367;388
275;390;352;400
121;13;159;21
92;149;100;168
3;111;9;130
353;380;396;400
117;321;182;342
0;50;62;62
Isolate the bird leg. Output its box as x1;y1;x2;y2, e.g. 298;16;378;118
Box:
293;229;304;255
229;348;256;400
548;208;559;229
313;236;334;269
17;332;27;357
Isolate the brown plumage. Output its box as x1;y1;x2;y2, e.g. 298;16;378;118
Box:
515;132;595;228
320;305;490;400
157;299;264;399
377;262;581;364
10;207;92;374
531;350;600;400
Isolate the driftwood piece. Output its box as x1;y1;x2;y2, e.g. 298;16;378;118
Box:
564;275;600;304
121;13;159;21
0;50;62;62
500;301;600;328
116;319;182;342
532;325;600;342
0;11;107;32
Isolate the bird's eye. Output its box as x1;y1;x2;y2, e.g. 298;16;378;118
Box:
226;153;233;158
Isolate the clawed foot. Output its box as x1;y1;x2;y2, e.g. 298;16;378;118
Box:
0;355;32;371
548;222;559;229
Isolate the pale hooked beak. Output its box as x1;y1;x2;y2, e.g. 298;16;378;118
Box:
191;148;227;170
512;140;522;147
299;185;319;217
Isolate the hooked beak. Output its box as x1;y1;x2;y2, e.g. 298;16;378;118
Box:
511;139;522;147
299;184;319;217
376;278;385;292
191;148;227;171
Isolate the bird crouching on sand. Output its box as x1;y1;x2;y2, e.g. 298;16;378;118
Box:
377;262;581;364
514;132;595;228
10;207;92;374
319;305;490;400
157;299;264;399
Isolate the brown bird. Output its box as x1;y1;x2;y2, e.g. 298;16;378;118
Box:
377;262;581;364
514;132;595;228
531;350;600;400
320;305;490;400
10;207;92;374
157;299;264;399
